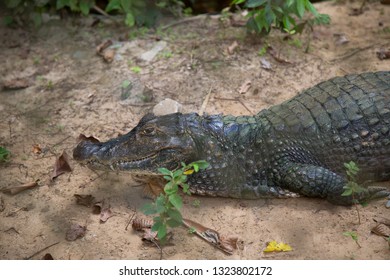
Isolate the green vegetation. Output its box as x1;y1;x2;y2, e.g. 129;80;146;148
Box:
231;0;330;35
3;0;186;27
0;147;11;162
343;231;361;248
342;161;366;224
141;160;209;243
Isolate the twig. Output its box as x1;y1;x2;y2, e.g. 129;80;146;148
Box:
161;15;207;31
79;172;108;188
24;241;60;260
198;87;213;115
330;45;374;62
125;211;137;231
92;5;111;17
214;97;253;114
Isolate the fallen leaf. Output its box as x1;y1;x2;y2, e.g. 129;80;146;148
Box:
371;223;390;238
373;216;390;226
182;218;239;255
141;228;158;242
132;217;154;231
263;240;292;253
65;223;86;241
260;57;272;70
32;144;42;155
238;80;252;94
2;77;31;90
227;41;239;55
334;33;349;45
1;180;39;195
100;205;113;222
42;253;54;260
51;151;72;180
77;134;100;143
74;194;95;207
92;201;103;214
96;39;113;54
376;49;390;60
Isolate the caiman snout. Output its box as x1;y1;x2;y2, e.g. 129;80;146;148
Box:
73;140;103;163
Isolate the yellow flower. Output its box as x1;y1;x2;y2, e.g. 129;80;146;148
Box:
263;240;292;252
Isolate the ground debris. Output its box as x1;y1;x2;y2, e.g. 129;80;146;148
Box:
1;180;39;195
77;134;101;143
93;200;114;223
74;194;96;207
65;223;87;241
51;151;72;180
2;77;32;90
371;223;390;238
96;39;115;63
182;218;239;255
0;196;4;212
376;49;390;60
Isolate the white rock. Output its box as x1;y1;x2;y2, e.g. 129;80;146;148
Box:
152;98;182;116
140;41;167;62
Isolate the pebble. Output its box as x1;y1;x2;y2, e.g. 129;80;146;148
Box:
386;200;390;208
140;41;167;62
152;98;182;116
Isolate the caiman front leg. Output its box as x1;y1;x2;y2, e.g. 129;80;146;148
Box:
278;162;390;205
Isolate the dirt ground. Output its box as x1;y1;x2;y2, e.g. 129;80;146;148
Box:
1;1;390;260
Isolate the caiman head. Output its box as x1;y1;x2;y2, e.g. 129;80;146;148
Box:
73;113;199;175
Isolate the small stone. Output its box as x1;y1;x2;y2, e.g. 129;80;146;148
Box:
386;200;390;208
152;98;182;116
140;41;167;62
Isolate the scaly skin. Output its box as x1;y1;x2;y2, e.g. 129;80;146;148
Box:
73;71;390;205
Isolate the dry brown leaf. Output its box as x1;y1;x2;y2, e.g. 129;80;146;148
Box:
1;180;39;195
227;41;239;55
51;151;72;180
92;201;103;214
2;77;31;90
74;194;95;207
334;33;349;45
65;223;87;241
132;217;154;231
371;223;390;238
373;216;390;226
96;39;113;54
141;228;158;242
238;80;252;95
100;205;113;222
78;134;100;143
182;218;238;255
32;144;42;155
377;49;390;60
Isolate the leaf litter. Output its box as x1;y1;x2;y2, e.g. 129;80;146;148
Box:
65;223;87;241
1;180;39;195
51;151;72;180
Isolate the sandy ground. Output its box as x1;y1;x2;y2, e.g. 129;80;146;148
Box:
0;1;389;260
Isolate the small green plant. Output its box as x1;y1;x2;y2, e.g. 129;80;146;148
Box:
192;199;201;208
188;227;196;234
342;161;366;224
142;160;209;243
130;66;141;74
231;0;330;35
0;147;11;162
343;231;361;248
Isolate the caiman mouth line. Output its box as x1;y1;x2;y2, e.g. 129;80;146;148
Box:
86;153;158;167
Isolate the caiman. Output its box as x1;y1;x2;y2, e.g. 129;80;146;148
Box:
73;71;390;205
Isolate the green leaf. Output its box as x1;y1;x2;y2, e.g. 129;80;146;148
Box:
79;0;91;16
31;12;42;27
0;147;10;162
166;218;182;228
169;193;183;209
232;0;246;5
283;15;292;30
151;217;162;232
167;208;182;222
194;160;210;170
341;188;353;196
158;167;172;176
164;184;178;195
172;169;183;178
141;202;157;215
5;0;22;9
296;0;305;18
157;224;167;240
121;80;131;89
245;0;267;8
305;0;319;17
181;183;190;194
125;12;135;27
155;195;166;213
121;0;132;13
105;0;121;12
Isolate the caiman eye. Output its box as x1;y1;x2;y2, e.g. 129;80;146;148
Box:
140;127;156;136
